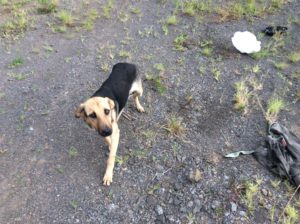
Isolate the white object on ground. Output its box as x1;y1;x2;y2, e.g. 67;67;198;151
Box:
231;31;261;54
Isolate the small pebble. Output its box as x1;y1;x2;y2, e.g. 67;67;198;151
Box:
155;205;164;216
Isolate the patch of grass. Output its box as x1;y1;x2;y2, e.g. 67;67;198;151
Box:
274;61;288;70
146;74;166;95
243;180;261;213
297;91;300;101
252;64;260;74
288;51;300;63
1;10;29;38
37;0;59;14
198;66;206;76
165;116;185;136
118;50;131;58
102;0;114;19
265;97;285;123
70;200;77;209
283;205;299;224
202;46;212;56
153;63;165;73
166;15;178;25
130;7;141;15
173;34;188;51
8;72;30;81
211;67;220;81
68;146;78;157
162;24;168;35
9;57;23;68
57;10;74;26
270;179;281;188
233;81;250;114
181;0;212;17
115;155;129;166
82;9;99;30
43;45;53;53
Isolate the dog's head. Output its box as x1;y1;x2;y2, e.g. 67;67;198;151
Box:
75;97;115;137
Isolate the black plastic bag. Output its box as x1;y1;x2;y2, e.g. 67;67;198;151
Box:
253;123;300;186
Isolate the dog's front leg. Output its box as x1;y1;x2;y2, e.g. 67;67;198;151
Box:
103;124;119;186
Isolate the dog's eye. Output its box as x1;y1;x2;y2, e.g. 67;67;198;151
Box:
89;112;97;119
104;109;110;115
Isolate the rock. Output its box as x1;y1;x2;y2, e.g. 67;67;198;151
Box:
239;211;246;217
188;169;203;183
211;200;221;210
230;202;237;212
155;205;164;216
187;201;194;208
261;189;268;196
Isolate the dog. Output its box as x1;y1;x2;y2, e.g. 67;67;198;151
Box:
75;63;145;185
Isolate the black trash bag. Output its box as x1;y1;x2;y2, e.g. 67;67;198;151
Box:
253;123;300;186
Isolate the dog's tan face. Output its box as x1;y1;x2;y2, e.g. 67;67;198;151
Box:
75;97;115;137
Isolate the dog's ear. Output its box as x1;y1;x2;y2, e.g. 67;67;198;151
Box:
107;98;115;110
75;104;85;118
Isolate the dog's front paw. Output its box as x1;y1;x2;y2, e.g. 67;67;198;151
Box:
103;172;113;186
137;105;145;113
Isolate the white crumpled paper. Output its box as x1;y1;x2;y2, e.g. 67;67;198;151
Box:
231;31;261;54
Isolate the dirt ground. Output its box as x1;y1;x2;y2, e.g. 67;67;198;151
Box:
0;0;300;223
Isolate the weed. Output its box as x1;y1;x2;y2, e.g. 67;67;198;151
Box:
211;67;220;81
274;61;288;70
57;10;74;26
162;24;168;35
118;50;131;58
1;10;29;38
37;0;58;14
270;179;281;188
146;74;166;95
119;11;130;23
153;63;165;73
283;205;299;224
9;57;23;68
173;34;188;51
202;46;212;56
43;45;53;52
165;116;185;136
115;155;129;166
130;7;141;15
148;183;161;195
70;200;77;209
252;64;260;74
186;212;195;223
198;66;206;76
297;91;300;101
68;147;78;157
288;51;300;63
243;180;261;213
233;81;250;114
8;72;30;81
266;97;285;123
83;9;99;30
102;0;114;19
166;15;178;25
101;63;110;72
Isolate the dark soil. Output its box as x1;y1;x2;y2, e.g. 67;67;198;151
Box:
1;1;300;223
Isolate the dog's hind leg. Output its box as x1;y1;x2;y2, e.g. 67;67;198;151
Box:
130;78;145;113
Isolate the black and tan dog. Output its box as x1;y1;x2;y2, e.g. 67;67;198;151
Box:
75;63;144;185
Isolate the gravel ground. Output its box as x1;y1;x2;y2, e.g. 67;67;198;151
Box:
0;0;300;223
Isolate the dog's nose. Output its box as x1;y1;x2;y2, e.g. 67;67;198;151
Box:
100;128;112;137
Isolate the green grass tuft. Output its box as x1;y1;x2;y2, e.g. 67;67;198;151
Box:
266;97;285;123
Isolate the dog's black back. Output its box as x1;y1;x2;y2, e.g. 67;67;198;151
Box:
92;63;138;113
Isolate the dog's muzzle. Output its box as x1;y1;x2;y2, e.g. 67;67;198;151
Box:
99;128;112;137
